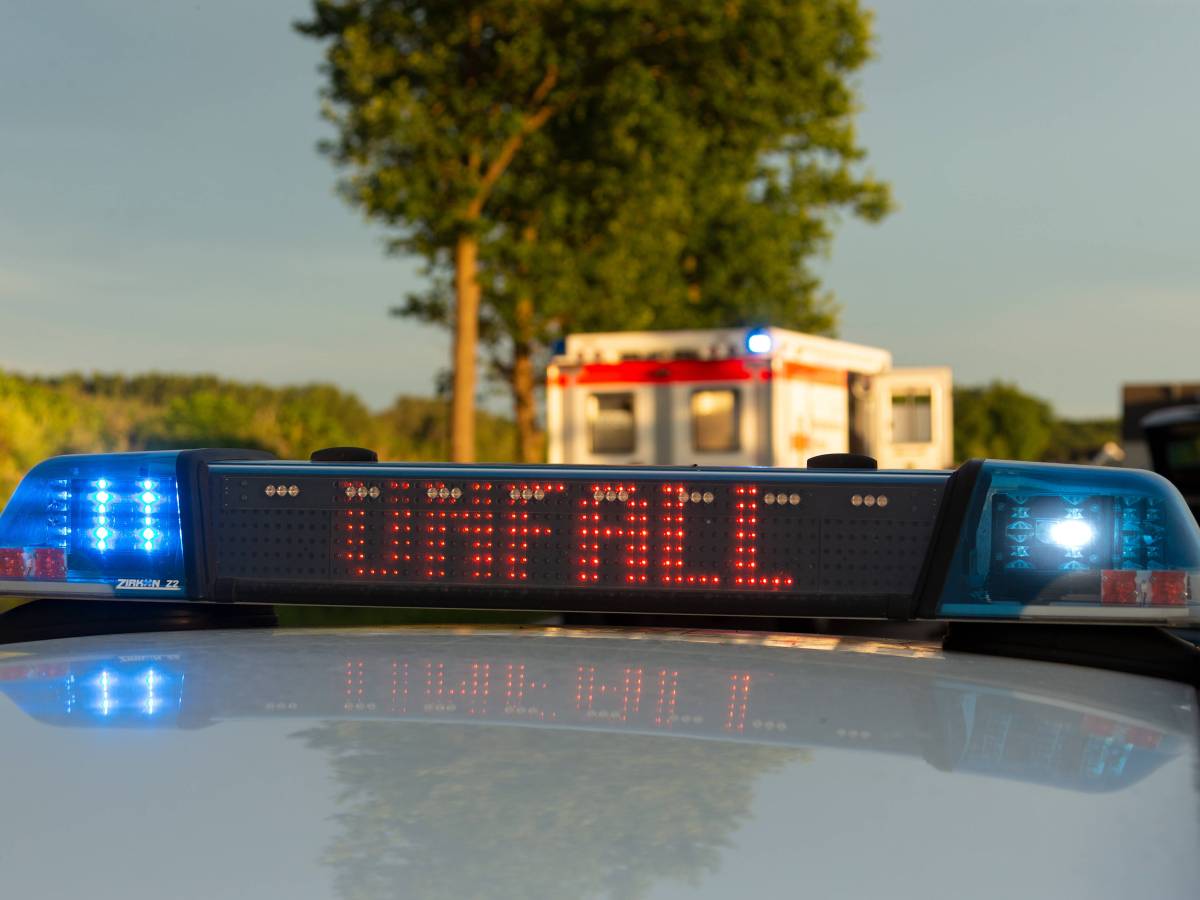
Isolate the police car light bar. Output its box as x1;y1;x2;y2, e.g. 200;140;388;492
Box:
0;450;1197;625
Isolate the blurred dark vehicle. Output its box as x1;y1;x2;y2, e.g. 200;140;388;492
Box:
1142;405;1200;520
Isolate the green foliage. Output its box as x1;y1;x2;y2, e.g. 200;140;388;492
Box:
478;0;893;342
374;394;538;462
0;371;524;508
954;382;1056;462
297;0;593;252
1044;418;1120;463
954;382;1119;464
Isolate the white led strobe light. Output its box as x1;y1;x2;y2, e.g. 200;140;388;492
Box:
1047;518;1095;552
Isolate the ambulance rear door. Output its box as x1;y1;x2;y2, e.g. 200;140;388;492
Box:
772;364;853;467
870;367;954;469
667;374;765;467
563;374;658;466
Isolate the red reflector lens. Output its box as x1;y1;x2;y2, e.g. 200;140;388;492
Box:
1100;570;1137;605
1080;714;1118;737
1125;726;1163;749
0;548;25;578
31;548;66;580
1148;571;1188;607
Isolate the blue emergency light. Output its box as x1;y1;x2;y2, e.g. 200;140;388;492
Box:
745;328;773;354
0;449;1196;624
0;452;188;596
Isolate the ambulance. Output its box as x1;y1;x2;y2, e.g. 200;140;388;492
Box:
547;326;953;469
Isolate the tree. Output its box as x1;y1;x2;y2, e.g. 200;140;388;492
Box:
1044;418;1119;463
953;382;1057;462
300;1;891;462
954;382;1123;464
297;1;610;460
298;721;800;899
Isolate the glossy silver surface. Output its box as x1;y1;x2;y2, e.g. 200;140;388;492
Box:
0;626;1196;898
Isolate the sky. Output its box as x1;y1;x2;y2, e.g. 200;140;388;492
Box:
0;0;1197;419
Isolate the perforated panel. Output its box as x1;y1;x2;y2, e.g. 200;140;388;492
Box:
819;517;935;593
210;471;942;600
214;477;333;580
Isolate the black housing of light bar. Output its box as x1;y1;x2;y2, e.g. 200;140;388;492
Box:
190;452;956;619
4;448;1198;627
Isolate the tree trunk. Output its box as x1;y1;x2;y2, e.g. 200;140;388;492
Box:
512;296;539;463
451;234;480;462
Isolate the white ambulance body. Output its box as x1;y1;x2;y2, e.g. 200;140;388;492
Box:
547;327;953;470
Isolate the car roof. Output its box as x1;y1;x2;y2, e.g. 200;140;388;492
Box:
0;625;1197;899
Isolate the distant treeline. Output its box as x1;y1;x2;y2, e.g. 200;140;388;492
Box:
0;372;1118;508
954;382;1118;464
0;372;526;506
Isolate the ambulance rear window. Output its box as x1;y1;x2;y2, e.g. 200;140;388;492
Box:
892;390;933;443
587;393;636;454
692;389;740;452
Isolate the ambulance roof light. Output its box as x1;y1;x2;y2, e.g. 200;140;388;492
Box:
746;329;773;354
